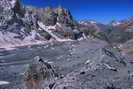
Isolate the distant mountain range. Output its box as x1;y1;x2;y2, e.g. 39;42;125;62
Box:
0;0;133;48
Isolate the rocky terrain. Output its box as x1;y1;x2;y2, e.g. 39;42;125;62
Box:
0;0;83;48
0;39;133;89
0;0;133;89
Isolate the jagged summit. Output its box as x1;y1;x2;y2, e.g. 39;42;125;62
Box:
29;5;76;26
79;20;98;25
0;0;40;48
0;0;81;48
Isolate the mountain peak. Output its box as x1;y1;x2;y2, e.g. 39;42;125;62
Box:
79;20;98;25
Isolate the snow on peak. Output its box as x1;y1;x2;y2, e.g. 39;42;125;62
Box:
79;20;98;25
111;21;122;26
109;20;123;26
38;22;73;42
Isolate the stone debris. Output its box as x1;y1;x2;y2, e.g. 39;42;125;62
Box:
24;56;82;89
24;56;57;89
0;39;133;89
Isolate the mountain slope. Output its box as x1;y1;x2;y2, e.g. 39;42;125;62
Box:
0;0;133;48
0;0;81;48
109;18;133;43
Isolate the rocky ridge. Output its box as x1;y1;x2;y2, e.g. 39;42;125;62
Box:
0;0;133;49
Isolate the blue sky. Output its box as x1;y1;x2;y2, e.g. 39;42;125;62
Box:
21;0;133;23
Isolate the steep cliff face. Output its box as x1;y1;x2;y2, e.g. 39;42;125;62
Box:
0;0;81;48
33;6;76;26
0;0;42;48
31;6;80;40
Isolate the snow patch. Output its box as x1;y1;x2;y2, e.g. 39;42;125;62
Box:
79;20;97;25
85;60;91;64
0;81;10;85
10;0;16;8
56;22;62;27
90;21;97;24
38;22;73;42
112;21;121;26
0;31;46;50
24;30;37;41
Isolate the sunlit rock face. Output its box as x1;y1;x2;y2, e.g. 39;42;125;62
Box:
0;0;26;26
0;0;16;26
0;0;83;48
0;1;62;47
31;6;80;40
0;0;44;48
32;5;76;26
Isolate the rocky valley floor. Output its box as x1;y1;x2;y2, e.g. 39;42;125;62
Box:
0;39;133;89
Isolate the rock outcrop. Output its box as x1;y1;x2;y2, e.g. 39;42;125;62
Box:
0;0;81;48
24;56;81;89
